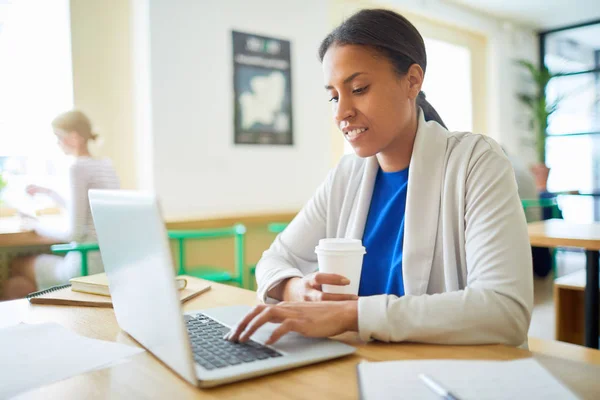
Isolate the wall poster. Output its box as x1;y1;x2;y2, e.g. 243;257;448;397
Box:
233;31;293;145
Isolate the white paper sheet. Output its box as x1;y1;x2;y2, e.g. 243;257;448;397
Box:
357;358;577;400
0;300;27;329
0;323;144;398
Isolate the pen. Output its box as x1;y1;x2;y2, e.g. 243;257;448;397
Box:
418;373;462;400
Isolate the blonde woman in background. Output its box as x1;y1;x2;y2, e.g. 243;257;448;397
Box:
1;111;120;300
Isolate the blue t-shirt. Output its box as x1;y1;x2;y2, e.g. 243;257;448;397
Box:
358;167;409;297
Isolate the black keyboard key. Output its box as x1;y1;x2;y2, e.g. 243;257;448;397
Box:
186;313;283;370
200;362;216;370
224;357;242;365
215;360;229;368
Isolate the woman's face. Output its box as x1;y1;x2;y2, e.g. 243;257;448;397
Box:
53;128;81;155
322;44;420;158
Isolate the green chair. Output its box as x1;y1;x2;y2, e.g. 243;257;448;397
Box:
522;197;561;277
50;242;100;277
168;224;247;288
521;198;561;220
267;223;288;234
249;222;289;290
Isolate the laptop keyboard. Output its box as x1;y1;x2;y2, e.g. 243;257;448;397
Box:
185;313;282;370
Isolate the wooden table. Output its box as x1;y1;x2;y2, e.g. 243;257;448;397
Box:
0;216;63;294
3;280;600;399
554;270;600;345
0;216;61;247
528;219;600;348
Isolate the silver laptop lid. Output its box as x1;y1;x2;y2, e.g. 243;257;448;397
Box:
88;189;196;385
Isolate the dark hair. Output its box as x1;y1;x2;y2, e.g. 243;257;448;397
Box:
318;9;447;129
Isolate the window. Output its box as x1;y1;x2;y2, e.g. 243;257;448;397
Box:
421;38;473;133
542;22;600;222
0;0;73;204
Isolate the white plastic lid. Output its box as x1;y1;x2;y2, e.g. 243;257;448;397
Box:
315;238;366;253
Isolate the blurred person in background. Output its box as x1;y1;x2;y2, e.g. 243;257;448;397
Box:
505;150;555;278
2;110;119;300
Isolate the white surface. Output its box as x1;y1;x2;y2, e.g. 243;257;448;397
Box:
317;251;364;295
316;239;365;295
131;0;154;191
0;191;39;219
0;300;26;329
447;0;600;29
0;322;144;398
316;238;365;252
0;0;73;157
147;0;331;219
358;358;577;400
421;38;472;133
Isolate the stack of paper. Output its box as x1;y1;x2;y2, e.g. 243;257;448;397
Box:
0;323;144;398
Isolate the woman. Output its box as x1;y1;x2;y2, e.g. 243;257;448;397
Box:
2;110;120;300
226;9;533;346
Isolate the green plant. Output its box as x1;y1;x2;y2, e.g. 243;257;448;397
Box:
515;60;563;164
0;172;6;193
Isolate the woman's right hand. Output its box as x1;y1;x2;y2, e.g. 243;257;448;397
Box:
25;184;49;196
279;272;358;302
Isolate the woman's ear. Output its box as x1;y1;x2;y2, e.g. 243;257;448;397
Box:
406;64;424;100
69;131;85;145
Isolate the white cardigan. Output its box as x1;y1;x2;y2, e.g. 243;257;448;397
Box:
256;111;533;346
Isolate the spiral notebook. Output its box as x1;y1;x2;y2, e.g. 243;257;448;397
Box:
27;275;211;308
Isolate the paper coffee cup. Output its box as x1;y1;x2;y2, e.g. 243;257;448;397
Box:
315;238;366;295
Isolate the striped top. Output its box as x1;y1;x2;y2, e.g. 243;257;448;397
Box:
36;157;120;243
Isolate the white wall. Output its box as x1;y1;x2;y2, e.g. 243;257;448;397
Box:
147;0;331;220
131;0;154;191
489;23;539;164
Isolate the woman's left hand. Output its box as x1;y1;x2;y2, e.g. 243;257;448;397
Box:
225;301;359;345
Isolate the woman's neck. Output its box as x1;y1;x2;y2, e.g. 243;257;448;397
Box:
376;110;418;172
74;147;91;158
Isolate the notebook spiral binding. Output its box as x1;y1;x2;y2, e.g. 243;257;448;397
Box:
26;284;72;299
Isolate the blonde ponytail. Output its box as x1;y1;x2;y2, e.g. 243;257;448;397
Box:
51;110;96;142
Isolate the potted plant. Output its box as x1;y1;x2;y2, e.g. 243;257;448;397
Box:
0;172;6;196
515;60;562;192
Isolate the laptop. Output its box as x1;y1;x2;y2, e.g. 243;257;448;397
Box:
88;190;356;388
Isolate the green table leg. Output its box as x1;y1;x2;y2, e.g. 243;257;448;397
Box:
178;238;185;276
